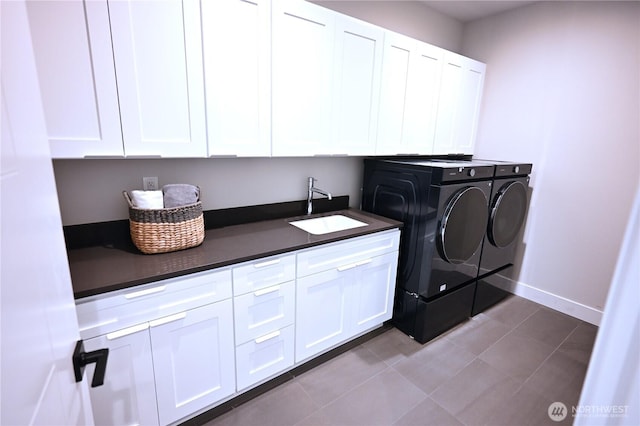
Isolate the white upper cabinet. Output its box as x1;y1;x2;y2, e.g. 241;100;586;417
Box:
403;42;445;155
108;0;207;157
271;0;336;156
27;1;124;158
376;31;444;155
331;16;384;155
202;0;271;157
433;52;486;155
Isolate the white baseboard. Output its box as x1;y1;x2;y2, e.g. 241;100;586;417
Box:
490;274;603;326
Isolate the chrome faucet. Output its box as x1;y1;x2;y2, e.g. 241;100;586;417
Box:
307;177;332;215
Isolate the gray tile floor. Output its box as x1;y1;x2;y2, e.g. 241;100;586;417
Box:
204;296;597;426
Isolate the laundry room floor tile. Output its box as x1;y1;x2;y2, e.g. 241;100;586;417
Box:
514;307;581;347
482;295;540;328
295;344;388;407
362;326;425;366
478;328;557;381
429;358;522;424
393;397;463;426
557;322;599;365
201;297;597;426
393;337;476;394
444;313;512;355
313;368;426;426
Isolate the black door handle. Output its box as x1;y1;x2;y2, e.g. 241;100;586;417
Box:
72;340;109;388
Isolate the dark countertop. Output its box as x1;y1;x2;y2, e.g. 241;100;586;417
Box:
69;208;402;299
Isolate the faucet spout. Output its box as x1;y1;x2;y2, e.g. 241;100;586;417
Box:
307;177;333;215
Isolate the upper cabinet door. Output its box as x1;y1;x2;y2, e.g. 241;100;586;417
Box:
376;32;444;155
331;16;384;156
272;0;335;156
109;0;207;157
376;32;412;155
403;42;444;155
433;52;486;155
202;0;271;157
27;1;123;158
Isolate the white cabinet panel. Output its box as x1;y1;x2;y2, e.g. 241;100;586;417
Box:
272;0;335;156
351;252;398;335
236;325;295;391
109;0;206;157
202;0;271;156
76;268;232;339
295;230;400;363
433;52;486;155
403;43;444;154
297;230;400;278
232;254;296;295
376;32;444;155
150;301;235;425
234;281;295;344
85;328;159;426
27;0;123;158
331;16;384;155
376;32;412;155
296;268;350;362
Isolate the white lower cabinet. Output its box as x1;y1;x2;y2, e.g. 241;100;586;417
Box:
77;229;400;424
232;255;296;391
84;325;158;426
295;231;400;363
151;301;236;425
235;325;295;391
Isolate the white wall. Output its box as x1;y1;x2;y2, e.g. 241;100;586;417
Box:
52;1;463;226
462;1;640;323
312;1;463;52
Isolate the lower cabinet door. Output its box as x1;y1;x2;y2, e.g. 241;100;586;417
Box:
235;325;295;391
295;269;350;363
351;251;398;335
85;325;159;426
150;300;235;425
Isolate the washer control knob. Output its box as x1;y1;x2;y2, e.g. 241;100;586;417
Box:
468;168;476;177
514;165;520;174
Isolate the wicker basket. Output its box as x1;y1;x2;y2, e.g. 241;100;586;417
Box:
123;191;205;254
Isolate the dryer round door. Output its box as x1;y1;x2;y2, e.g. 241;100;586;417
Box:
439;186;489;264
488;181;528;248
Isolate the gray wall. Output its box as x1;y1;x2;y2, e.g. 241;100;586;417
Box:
462;1;640;319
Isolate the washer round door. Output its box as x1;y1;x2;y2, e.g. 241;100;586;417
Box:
488;180;528;248
439;186;489;264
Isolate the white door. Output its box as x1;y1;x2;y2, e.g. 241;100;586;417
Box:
150;301;236;425
1;2;94;424
109;0;207;157
376;31;413;155
331;15;384;155
84;328;158;426
350;252;398;335
403;42;444;155
26;0;123;158
295;269;350;362
433;52;486;155
202;0;271;157
272;0;335;156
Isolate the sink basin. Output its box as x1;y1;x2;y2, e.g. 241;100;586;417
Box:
289;214;368;235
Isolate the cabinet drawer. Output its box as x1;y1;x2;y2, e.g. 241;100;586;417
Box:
235;325;294;391
234;281;295;345
296;229;400;278
76;268;232;339
233;253;296;295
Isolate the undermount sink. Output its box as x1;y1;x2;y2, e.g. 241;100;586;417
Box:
289;214;368;235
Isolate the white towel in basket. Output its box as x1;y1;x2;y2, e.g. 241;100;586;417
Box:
130;190;164;209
